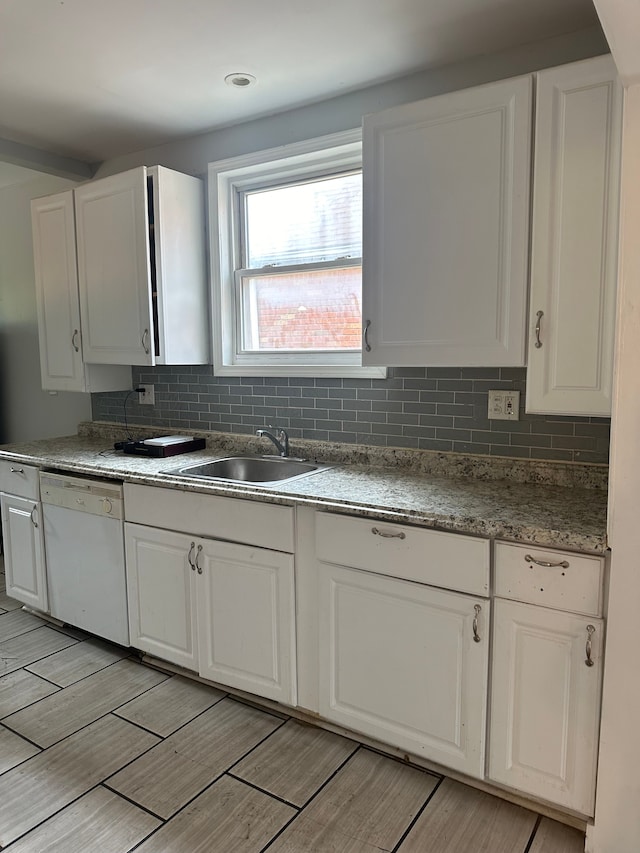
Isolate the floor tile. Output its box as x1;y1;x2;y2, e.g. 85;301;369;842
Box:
107;697;284;819
233;718;358;806
0;609;46;642
0;626;78;676
269;748;439;852
7;786;161;853
4;658;168;747
0;669;59;717
135;775;295;853
26;638;130;687
529;817;586;853
115;674;225;736
0;724;40;773
0;714;160;847
0;590;22;611
396;778;538;852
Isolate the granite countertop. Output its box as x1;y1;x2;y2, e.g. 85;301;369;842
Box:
0;429;608;553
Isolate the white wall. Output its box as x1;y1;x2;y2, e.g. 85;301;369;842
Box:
0;176;91;443
93;26;607;179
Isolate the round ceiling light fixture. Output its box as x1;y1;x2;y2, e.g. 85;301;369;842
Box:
224;72;257;89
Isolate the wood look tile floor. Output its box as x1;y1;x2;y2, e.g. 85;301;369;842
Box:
0;567;586;853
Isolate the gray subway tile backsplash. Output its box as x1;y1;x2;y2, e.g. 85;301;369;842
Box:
91;366;610;464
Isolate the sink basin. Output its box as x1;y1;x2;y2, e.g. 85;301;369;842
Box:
166;456;330;485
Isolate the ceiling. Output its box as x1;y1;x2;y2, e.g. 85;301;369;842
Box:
0;0;599;165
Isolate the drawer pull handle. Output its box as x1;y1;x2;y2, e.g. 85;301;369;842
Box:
10;467;25;474
195;544;203;574
472;604;482;643
534;310;544;348
142;328;150;355
525;554;570;569
30;506;38;528
187;542;196;571
585;624;596;667
371;527;406;540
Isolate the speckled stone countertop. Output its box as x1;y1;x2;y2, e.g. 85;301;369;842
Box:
0;424;608;553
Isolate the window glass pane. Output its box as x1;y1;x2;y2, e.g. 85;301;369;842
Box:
240;267;361;351
245;173;362;267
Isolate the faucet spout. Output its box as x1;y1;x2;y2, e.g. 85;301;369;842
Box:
256;427;290;457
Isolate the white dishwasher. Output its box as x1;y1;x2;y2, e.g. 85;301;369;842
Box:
40;472;129;646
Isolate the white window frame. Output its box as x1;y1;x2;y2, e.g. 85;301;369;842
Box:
208;129;385;377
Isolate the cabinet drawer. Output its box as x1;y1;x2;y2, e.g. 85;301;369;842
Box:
316;512;490;596
0;461;40;500
124;483;294;553
494;541;605;616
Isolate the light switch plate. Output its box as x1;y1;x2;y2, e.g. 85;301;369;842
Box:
488;389;520;420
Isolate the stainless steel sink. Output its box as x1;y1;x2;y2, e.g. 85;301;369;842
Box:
165;456;331;485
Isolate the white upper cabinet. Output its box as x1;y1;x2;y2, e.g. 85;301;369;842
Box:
31;191;131;393
526;56;622;416
74;165;208;366
362;76;532;367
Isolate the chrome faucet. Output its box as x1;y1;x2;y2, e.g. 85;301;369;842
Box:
256;427;290;457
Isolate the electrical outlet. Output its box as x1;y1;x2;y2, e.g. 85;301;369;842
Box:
488;389;520;420
138;384;155;405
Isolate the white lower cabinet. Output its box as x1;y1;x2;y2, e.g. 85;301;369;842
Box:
125;521;296;705
125;524;199;671
489;598;603;815
196;537;295;703
317;562;490;779
307;511;491;778
1;494;48;613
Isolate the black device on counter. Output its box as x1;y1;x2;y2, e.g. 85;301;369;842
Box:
114;436;206;458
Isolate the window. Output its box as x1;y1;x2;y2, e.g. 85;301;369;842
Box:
208;130;384;377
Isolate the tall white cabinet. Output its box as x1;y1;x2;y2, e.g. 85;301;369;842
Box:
362;75;532;367
31;191;131;393
74;165;209;367
526;55;622;416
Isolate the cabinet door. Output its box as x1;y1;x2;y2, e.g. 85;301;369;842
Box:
31;191;85;392
75;167;154;365
125;523;198;670
1;494;48;612
318;563;489;777
363;76;531;367
489;599;603;815
197;539;296;705
526;56;622;416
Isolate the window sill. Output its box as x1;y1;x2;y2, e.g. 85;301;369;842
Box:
212;363;387;379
